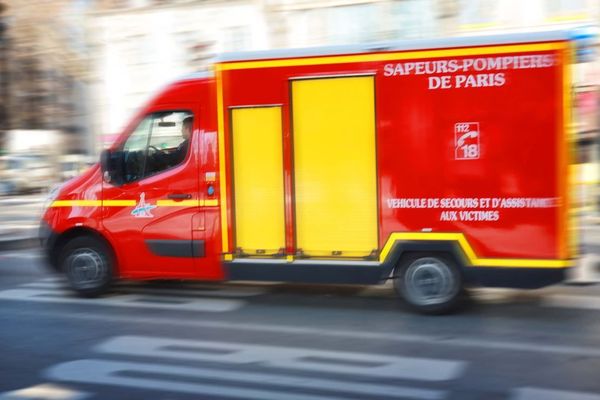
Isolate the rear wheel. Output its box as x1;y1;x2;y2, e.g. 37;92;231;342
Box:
393;252;463;314
59;236;114;297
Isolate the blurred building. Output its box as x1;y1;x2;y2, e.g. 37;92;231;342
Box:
88;0;599;212
0;1;598;209
88;0;599;141
0;0;93;155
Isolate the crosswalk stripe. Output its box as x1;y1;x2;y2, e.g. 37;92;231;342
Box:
0;383;89;400
17;308;600;359
97;336;465;381
0;252;42;260
0;288;245;312
47;359;445;400
513;387;600;400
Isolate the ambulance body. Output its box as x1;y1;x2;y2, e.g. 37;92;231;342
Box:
40;31;575;313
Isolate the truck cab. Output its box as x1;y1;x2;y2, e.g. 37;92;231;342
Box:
41;73;225;291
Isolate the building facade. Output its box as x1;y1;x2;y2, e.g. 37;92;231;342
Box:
0;0;92;154
1;0;598;210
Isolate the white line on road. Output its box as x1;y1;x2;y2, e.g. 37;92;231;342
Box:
0;288;245;312
20;281;266;297
0;252;42;260
0;383;90;400
97;335;465;381
39;277;64;283
543;295;600;310
14;308;600;359
47;359;445;400
513;387;600;400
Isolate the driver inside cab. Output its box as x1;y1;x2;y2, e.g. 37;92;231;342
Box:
149;114;193;171
120;112;194;184
173;116;192;165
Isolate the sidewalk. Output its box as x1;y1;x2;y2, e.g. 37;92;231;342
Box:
0;194;45;251
569;220;600;285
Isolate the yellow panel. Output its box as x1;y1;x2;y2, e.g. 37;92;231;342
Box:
232;107;285;256
292;76;378;258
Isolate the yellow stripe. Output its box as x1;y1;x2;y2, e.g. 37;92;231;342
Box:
156;199;201;207
103;200;137;207
51;199;218;208
156;199;220;207
204;199;219;207
564;42;579;258
379;232;572;268
216;65;229;253
51;200;102;207
219;43;567;71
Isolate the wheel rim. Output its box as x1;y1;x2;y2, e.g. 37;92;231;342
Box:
403;257;458;306
66;248;107;290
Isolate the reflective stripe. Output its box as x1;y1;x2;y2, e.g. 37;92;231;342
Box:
379;232;572;269
219;43;567;71
216;66;229;254
50;199;218;208
103;200;137;207
204;199;219;207
51;200;102;207
156;200;202;207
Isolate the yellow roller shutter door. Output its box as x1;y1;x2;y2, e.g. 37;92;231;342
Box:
291;76;378;258
231;107;285;256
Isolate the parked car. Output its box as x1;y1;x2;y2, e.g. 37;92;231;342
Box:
0;154;56;194
58;154;94;182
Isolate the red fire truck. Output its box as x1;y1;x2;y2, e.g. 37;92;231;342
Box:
40;31;576;313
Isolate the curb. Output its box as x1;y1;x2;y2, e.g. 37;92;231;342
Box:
0;236;39;252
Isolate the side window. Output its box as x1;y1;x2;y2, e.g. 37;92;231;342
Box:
121;111;194;184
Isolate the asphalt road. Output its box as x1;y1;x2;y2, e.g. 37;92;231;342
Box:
1;250;600;400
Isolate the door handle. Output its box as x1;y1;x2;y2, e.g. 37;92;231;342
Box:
167;193;192;200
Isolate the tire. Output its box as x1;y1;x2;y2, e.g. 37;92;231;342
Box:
59;236;114;297
393;252;464;315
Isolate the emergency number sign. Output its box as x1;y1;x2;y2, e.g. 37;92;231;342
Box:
455;122;480;160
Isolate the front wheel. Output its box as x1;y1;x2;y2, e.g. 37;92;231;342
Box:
393;253;464;314
59;236;114;297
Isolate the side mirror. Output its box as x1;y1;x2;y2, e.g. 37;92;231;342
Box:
100;149;122;184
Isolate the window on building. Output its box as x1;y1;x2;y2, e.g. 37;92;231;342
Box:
458;0;498;30
546;0;588;22
389;0;436;39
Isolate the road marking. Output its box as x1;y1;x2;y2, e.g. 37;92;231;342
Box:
0;288;245;312
39;277;64;283
40;277;63;282
0;383;89;400
0;252;42;260
15;308;600;359
97;336;465;381
543;294;600;310
20;281;266;297
47;359;445;400
513;387;600;400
